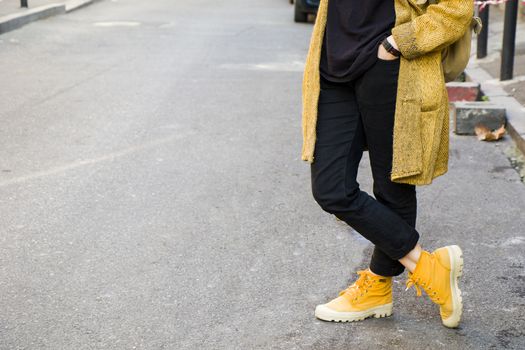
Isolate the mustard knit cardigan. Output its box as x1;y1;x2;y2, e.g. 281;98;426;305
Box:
301;0;473;185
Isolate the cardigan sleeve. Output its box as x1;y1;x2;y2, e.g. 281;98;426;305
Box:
391;0;474;60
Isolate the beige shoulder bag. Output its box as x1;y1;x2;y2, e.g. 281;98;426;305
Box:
424;0;483;82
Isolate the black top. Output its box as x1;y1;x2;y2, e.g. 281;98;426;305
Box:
319;0;396;83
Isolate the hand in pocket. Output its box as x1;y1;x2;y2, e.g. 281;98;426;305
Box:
377;42;399;61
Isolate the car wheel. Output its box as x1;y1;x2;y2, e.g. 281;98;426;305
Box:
294;2;308;22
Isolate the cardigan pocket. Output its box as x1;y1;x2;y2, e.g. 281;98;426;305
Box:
419;53;445;112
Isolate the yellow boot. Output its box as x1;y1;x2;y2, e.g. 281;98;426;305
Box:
406;245;464;328
315;269;393;322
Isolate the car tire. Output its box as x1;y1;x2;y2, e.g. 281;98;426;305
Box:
294;2;308;22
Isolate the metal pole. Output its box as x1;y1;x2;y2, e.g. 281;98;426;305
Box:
501;0;519;80
477;5;489;59
21;0;28;7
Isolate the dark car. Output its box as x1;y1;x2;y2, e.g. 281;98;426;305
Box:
293;0;319;23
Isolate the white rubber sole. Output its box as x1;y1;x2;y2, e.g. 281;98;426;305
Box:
442;245;463;328
314;303;393;322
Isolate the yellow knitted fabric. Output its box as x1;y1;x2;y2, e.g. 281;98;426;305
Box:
301;0;473;185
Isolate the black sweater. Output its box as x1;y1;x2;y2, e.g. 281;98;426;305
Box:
319;0;396;83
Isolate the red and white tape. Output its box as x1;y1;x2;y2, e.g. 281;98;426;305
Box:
473;0;520;11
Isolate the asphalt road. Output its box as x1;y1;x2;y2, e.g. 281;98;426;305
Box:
0;0;524;349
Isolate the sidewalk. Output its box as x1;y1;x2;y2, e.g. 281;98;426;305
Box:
466;4;525;158
0;0;100;34
0;0;58;17
475;4;525;104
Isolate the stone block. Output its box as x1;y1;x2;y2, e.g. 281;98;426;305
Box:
453;102;506;135
446;82;481;102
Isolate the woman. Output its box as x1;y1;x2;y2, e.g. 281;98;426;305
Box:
301;0;473;328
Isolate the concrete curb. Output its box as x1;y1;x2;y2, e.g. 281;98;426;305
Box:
0;4;65;34
0;0;102;35
465;62;525;155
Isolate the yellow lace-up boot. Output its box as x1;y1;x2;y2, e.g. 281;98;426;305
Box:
406;245;464;328
315;269;393;322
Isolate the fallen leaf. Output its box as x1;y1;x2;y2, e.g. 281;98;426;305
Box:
474;123;506;141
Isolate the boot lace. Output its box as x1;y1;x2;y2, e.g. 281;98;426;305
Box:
406;273;441;303
339;270;373;302
405;273;422;296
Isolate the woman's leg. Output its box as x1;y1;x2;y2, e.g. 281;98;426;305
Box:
312;74;420;268
354;58;463;328
312;69;462;327
398;244;422;272
310;76;366;222
353;58;418;277
312;75;395;322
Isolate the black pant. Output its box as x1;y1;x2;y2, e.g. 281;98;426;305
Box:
311;58;419;277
